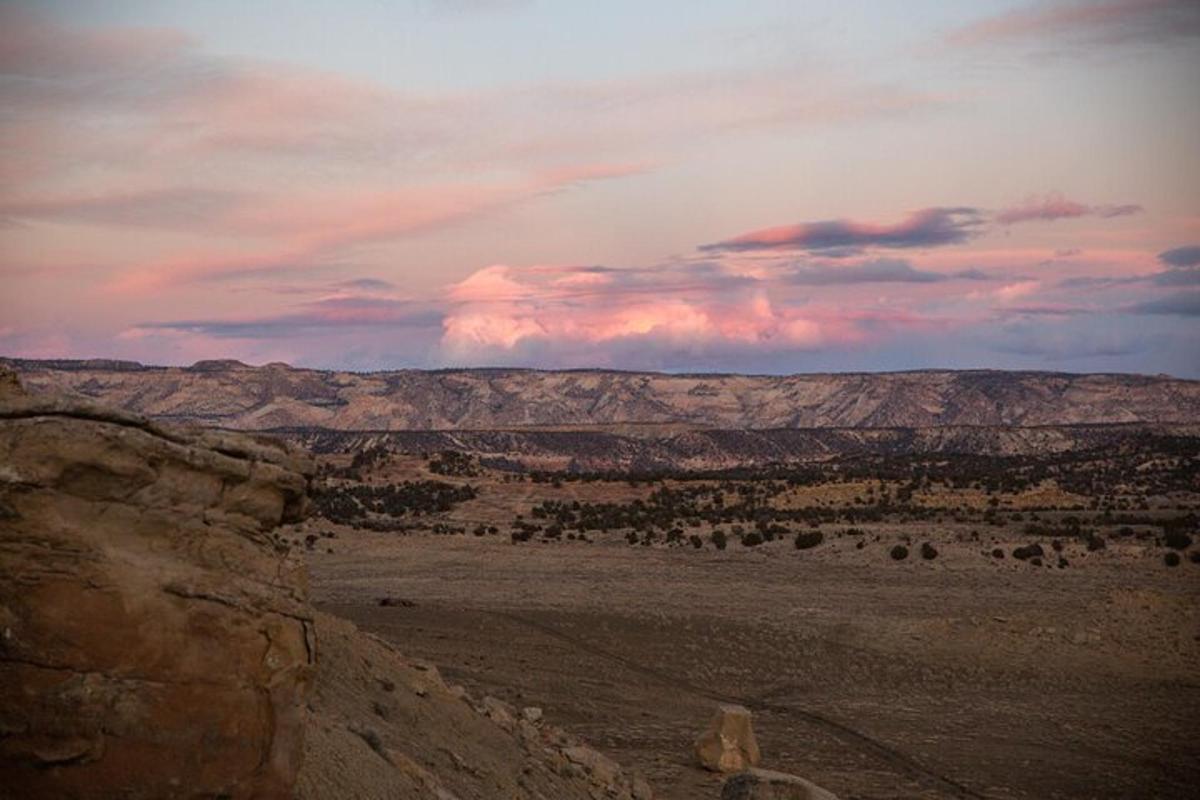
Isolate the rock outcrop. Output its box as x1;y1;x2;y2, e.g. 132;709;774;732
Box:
695;704;762;773
296;611;654;800
0;369;316;798
0;369;655;799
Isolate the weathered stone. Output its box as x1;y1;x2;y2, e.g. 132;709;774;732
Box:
0;395;315;799
522;705;544;723
721;768;840;800
480;695;516;730
563;744;621;787
695;703;762;773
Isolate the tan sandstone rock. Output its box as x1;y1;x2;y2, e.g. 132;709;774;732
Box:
721;767;840;800
695;703;762;773
0;389;315;798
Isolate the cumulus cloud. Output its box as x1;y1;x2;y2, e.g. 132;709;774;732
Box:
700;207;985;254
434;262;944;369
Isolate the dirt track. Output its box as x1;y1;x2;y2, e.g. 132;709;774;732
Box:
309;532;1200;799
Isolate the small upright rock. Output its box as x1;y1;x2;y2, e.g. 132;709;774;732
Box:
721;768;839;800
695;704;761;773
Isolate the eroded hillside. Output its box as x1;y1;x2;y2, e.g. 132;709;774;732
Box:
7;358;1199;431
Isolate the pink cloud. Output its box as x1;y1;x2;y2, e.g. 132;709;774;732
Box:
437;263;934;365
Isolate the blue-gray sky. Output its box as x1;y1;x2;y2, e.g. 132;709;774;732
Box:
1;0;1198;375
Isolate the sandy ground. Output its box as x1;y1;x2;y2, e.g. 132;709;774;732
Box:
304;529;1200;800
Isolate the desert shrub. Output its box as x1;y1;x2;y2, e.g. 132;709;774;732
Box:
1164;551;1181;567
1188;550;1200;564
1084;533;1106;552
1057;557;1069;568
920;542;938;560
741;531;764;547
992;548;1005;559
428;450;479;477
890;544;909;561
1163;531;1193;551
378;597;415;607
1051;539;1063;552
1031;557;1043;566
511;529;532;543
855;540;865;550
690;534;703;549
1013;543;1044;561
711;529;727;550
794;531;824;550
626;531;639;545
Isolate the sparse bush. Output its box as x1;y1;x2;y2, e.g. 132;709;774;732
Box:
1163;531;1193;550
626;531;639;545
992;548;1005;559
741;531;764;547
794;531;824;550
1084;533;1106;552
711;529;727;550
1164;551;1181;567
1189;551;1200;564
890;544;909;561
690;534;703;549
920;542;938;560
1013;543;1044;561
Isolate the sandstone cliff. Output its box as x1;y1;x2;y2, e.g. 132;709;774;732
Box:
7;358;1198;431
0;370;315;798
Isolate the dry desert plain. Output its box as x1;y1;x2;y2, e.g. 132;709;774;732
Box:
286;451;1200;800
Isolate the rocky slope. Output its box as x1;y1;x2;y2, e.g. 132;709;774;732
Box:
0;369;654;799
291;422;1200;470
6;358;1198;431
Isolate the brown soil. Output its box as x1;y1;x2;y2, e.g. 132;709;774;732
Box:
304;528;1200;799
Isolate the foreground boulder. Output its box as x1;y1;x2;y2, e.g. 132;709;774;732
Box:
0;379;315;798
722;768;840;800
695;703;762;772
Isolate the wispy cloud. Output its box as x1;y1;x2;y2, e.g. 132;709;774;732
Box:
996;193;1142;225
1159;245;1200;268
785;258;990;285
700;207;985;254
1126;291;1200;316
946;0;1200;49
131;296;442;339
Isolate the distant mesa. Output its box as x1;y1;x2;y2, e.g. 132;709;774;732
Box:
4;358;1198;434
187;358;251;371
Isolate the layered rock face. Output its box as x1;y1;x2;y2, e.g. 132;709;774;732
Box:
8;357;1200;430
0;370;315;798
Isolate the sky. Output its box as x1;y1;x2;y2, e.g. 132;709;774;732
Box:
1;0;1198;376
